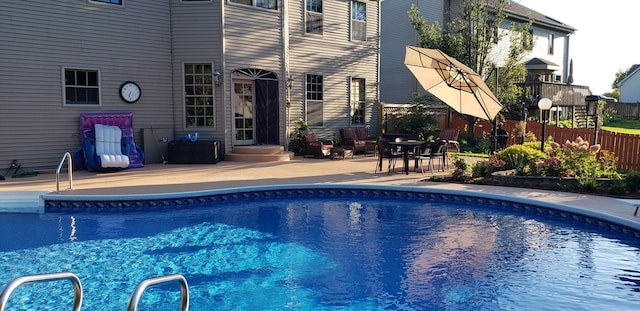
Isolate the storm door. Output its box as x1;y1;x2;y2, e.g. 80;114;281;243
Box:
255;79;279;145
233;80;254;145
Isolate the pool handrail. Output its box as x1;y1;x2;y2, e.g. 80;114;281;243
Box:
0;271;83;311
56;151;73;193
126;274;189;311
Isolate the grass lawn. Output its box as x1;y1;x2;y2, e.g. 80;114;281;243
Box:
602;119;640;134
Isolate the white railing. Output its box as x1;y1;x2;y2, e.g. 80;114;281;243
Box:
56;152;73;193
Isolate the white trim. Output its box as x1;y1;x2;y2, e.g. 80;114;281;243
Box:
61;66;102;107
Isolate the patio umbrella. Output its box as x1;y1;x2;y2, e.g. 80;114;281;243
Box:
404;46;503;121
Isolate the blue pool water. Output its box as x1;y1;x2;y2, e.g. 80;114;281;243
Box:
1;189;640;310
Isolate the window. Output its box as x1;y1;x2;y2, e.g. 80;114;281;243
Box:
64;68;100;106
306;0;323;34
350;78;365;125
351;1;366;41
306;74;324;127
90;0;122;4
523;28;534;49
548;33;555;55
184;63;214;128
229;0;277;10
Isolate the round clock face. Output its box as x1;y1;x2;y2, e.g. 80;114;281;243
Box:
119;81;141;103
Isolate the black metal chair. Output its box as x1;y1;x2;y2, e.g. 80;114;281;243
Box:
375;140;401;175
415;139;447;174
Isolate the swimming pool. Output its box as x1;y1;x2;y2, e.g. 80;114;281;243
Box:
2;185;640;310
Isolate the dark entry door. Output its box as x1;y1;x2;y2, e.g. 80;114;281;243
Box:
255;79;279;145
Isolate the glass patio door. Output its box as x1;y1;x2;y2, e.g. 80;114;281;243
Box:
233;80;255;145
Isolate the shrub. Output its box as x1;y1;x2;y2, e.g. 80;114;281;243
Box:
608;180;628;196
624;171;640;193
451;157;472;182
472;156;506;177
545;136;618;183
494;144;546;175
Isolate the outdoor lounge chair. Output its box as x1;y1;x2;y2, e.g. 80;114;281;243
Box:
83;124;131;171
76;112;144;171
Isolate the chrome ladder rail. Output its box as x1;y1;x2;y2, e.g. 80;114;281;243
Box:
0;272;83;311
126;274;189;311
56;151;73;193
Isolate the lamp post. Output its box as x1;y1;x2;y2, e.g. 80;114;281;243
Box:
537;98;552;151
585;95;600;145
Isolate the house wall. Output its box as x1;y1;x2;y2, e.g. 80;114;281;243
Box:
380;0;444;105
170;0;224;141
619;72;640;103
289;0;381;139
0;0;173;169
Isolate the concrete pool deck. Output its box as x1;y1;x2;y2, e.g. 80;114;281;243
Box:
2;155;640;229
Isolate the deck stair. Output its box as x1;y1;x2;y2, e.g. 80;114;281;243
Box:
225;145;294;162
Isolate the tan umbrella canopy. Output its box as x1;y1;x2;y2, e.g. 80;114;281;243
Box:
404;46;503;121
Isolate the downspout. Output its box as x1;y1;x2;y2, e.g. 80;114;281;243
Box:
376;0;382;134
221;0;229;152
282;0;290;149
169;0;176;132
563;34;571;84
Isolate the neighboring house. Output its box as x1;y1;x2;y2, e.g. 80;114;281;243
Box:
380;0;580;112
617;64;640;102
0;0;381;169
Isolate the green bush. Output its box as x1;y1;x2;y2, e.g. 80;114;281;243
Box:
494;144;546;175
472;156;507;177
624;170;640;192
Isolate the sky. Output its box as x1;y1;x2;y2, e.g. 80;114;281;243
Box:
516;0;636;95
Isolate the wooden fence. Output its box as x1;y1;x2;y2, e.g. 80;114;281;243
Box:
609;102;640;119
449;116;640;171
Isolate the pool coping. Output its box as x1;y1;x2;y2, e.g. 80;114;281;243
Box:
41;184;640;238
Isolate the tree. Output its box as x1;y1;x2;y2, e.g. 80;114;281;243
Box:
612;67;631;90
408;0;533;137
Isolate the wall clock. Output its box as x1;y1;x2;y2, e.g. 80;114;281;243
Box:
119;81;141;103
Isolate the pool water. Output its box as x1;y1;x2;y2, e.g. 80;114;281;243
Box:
1;196;640;310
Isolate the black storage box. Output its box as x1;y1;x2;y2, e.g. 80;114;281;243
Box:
168;140;223;164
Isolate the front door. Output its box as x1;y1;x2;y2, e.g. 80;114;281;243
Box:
233;80;254;145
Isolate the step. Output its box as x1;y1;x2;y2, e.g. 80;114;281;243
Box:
0;190;48;213
231;145;284;154
225;151;295;162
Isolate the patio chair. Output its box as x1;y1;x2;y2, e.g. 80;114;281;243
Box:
415;139;447;174
375;140;401;175
438;128;460;153
301;131;334;158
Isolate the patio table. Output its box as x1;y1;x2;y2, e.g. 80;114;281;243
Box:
389;140;425;175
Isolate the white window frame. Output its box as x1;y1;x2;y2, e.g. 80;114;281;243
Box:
228;0;278;10
305;74;324;127
350;78;366;126
181;0;212;3
184;63;216;129
350;1;366;41
89;0;123;5
62;67;101;107
305;0;323;35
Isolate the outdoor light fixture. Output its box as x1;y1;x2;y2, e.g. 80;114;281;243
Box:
286;75;294;89
213;71;222;86
585;95;601;145
537;98;552;151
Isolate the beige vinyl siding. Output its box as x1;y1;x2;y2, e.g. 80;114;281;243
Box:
223;4;284;147
0;0;173;169
171;1;224;140
380;0;443;105
289;0;380;139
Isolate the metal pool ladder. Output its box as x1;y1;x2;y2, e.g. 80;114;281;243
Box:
0;272;83;311
126;274;189;311
56;151;73;193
